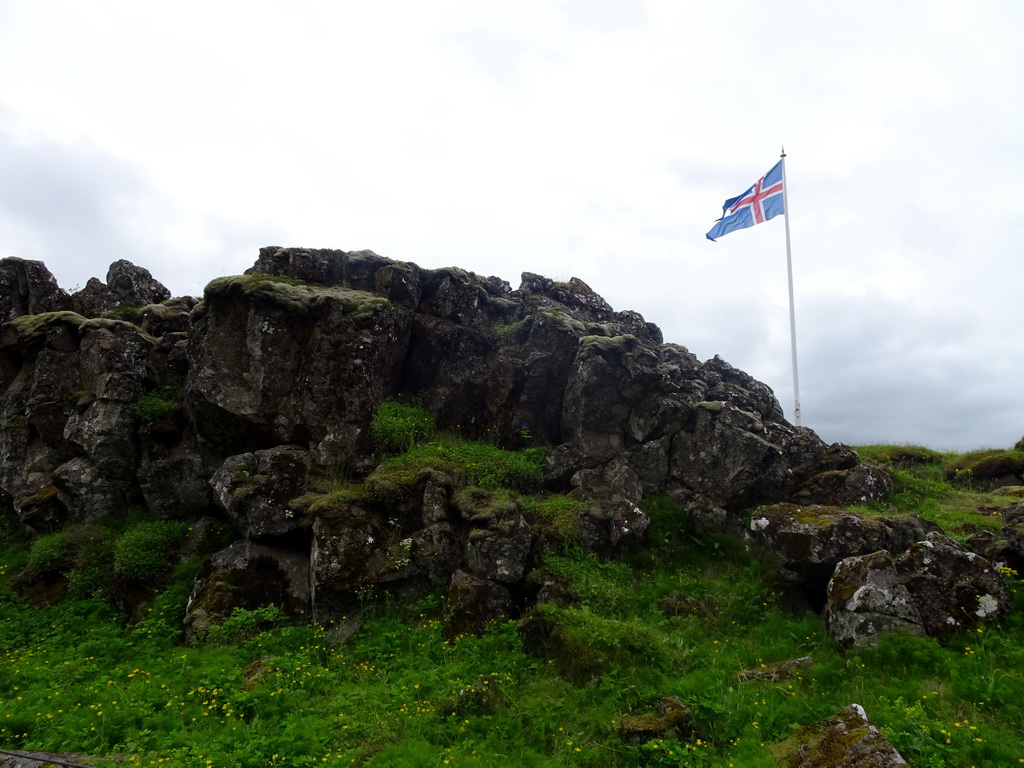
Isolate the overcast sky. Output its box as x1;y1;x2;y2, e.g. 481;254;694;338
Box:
1;0;1022;452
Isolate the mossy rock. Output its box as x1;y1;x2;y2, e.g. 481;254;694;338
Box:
771;704;908;767
452;487;520;524
206;274;390;315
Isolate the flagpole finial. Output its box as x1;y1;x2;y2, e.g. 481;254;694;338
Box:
780;145;786;158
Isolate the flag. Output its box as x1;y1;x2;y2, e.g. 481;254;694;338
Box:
706;160;785;241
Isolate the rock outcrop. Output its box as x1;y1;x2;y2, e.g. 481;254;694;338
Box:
72;260;171;317
0;257;73;321
0;247;892;632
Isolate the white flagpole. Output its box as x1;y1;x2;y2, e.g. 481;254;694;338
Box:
780;146;802;426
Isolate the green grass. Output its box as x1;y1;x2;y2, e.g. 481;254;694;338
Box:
370;400;437;454
2;447;1023;766
368;440;546;495
856;444;1013;541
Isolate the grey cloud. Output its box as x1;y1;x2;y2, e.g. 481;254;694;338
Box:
799;291;1023;450
0;121;287;298
0;126;158;289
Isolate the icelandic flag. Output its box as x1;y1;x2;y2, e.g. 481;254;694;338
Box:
706;160;785;241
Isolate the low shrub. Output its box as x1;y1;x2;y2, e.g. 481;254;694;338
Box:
204;604;288;645
113;521;189;582
370;400;436;453
24;532;69;576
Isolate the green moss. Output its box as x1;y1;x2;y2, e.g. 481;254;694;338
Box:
8;311;85;337
452;487;520;524
522;494;585;535
367;440;544;497
578;334;639;355
211;274;392;315
540;309;586;334
487;320;525;343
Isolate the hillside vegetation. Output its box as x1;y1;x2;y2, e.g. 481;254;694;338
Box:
2;443;1023;767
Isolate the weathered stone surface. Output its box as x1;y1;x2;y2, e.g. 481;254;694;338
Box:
0;313;157;521
619;696;694;745
823;551;925;647
210;445;310;542
0;257;72;321
1002;501;1024;568
794;462;898;506
184;540;310;639
773;704;908;767
576;499;651;556
824;533;1009;645
309;505;416;620
184;274;410;466
894;532;1009;637
465;513;533;583
138;297;197;337
749;504;936;600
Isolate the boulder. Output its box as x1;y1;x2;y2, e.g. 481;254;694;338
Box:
309;505;419;620
1002;501;1024;568
772;704;908;767
1;313;156;523
465;513;533;583
823;551;925;647
824;533;1009;645
894;532;1009;638
138;296;197;337
794;462;898;506
184;273;412;466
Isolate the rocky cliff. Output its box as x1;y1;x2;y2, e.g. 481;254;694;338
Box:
0;248;895;634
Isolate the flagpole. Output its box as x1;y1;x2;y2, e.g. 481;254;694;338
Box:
780;146;802;426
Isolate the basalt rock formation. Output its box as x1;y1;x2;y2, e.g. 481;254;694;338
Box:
1;247;895;634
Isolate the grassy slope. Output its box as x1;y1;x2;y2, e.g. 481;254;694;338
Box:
1;447;1023;767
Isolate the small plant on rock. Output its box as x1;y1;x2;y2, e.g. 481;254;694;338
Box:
370;400;437;453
